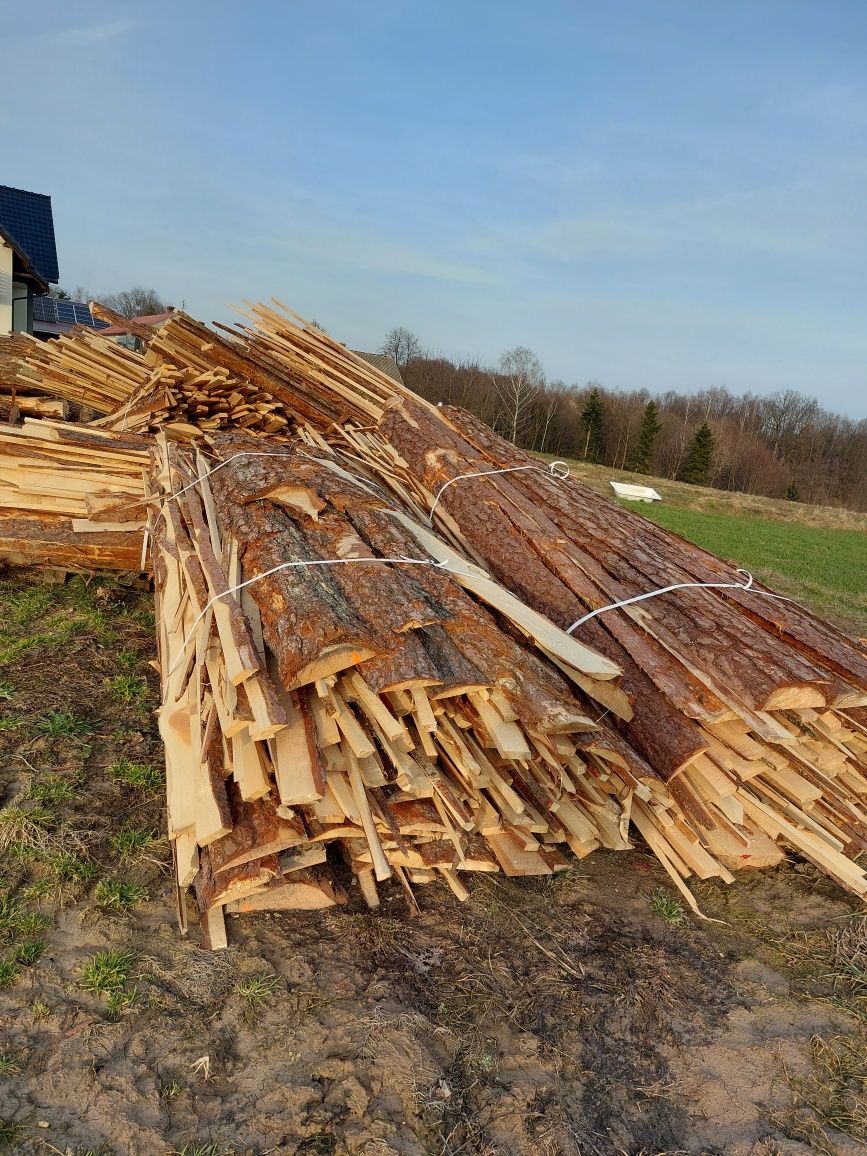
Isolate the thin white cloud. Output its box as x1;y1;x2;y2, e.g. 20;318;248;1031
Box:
474;176;866;269
56;20;136;45
252;226;493;286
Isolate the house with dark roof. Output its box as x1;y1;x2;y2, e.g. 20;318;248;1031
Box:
0;185;59;336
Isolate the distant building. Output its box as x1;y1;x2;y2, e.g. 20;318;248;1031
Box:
0;185;59;336
98;309;176;352
353;350;404;385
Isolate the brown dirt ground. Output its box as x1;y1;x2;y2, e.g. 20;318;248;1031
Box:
1;567;866;1156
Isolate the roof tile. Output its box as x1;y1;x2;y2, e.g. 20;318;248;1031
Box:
0;185;59;284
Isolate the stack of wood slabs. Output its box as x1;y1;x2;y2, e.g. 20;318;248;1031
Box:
13;326;151;415
151;435;736;944
1;333;70;422
148;303;425;430
95;362;295;440
0;420;149;571
0;333;33;388
330;395;867;898
122;300;867;908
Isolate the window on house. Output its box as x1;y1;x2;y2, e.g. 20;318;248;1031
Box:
11;284;31;333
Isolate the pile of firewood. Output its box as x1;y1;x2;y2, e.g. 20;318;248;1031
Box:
96;363;295;439
150;435;702;945
2;299;867;945
1;333;70;421
367;396;867;897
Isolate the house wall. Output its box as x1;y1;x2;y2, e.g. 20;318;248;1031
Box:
0;242;12;336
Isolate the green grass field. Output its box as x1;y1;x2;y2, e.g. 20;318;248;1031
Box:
536;454;867;638
638;505;867;637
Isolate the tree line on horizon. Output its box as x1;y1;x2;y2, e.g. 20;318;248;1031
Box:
380;327;867;512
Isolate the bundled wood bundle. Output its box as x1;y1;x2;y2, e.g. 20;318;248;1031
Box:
9;298;418;436
149;434;746;943
0;332;34;388
1;334;70;422
333;395;867;897
128;301;867;911
148;304;415;429
0;420;149;570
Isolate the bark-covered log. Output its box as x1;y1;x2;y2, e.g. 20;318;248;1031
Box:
0;511;144;570
434;402;866;704
383;397;837;714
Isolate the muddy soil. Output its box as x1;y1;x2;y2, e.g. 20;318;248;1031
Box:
0;568;865;1156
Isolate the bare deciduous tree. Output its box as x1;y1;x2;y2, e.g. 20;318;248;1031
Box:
537;385;559;454
379;327;423;369
497;346;545;445
48;285;92;302
99;287;168;319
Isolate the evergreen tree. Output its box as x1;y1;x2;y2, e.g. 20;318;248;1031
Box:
632;399;662;474
679;421;715;485
580;386;606;463
785;481;800;502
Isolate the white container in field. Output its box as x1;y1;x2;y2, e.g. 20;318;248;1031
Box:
610;481;662;503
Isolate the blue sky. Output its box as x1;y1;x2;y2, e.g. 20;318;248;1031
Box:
2;1;866;416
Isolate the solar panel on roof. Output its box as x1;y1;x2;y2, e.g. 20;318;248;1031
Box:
74;303;104;326
29;296;111;330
